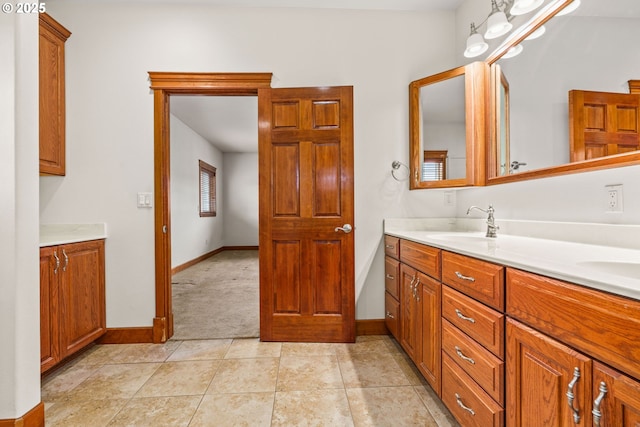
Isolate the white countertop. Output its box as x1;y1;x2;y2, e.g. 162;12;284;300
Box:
40;223;107;247
384;218;640;301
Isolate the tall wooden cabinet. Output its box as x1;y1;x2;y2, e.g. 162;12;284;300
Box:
39;13;71;176
40;239;106;373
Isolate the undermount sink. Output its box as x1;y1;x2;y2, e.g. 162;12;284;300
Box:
577;261;640;279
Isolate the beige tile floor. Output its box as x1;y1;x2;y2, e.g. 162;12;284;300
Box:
42;335;460;427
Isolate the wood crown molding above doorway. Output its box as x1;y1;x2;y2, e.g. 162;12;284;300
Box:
148;72;272;343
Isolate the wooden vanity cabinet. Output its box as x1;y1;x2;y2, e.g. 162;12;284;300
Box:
39;13;71;176
40;246;60;372
385;238;443;395
506;268;640;427
506;318;592;427
384;236;401;340
40;239;106;373
592;362;640;427
441;251;505;427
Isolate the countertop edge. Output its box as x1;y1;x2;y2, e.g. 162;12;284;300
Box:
40;223;108;247
385;229;640;302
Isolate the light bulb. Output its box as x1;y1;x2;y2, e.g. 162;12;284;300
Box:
510;0;544;16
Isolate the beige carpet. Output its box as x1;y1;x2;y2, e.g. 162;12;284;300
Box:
171;250;259;340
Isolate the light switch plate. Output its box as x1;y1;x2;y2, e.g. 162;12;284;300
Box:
137;192;153;208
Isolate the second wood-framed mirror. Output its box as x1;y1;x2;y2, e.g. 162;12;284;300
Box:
409;61;488;189
486;0;640;184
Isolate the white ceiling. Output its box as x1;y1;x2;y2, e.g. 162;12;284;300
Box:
167;0;462;153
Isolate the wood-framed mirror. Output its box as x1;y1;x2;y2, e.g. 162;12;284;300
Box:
409;61;488;189
486;0;640;184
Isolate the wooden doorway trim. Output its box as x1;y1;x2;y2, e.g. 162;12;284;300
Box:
148;72;273;342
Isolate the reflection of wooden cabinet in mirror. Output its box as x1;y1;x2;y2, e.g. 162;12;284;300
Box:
409;61;489;189
569;90;640;162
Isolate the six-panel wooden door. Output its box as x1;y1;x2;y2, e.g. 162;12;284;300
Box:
258;86;355;342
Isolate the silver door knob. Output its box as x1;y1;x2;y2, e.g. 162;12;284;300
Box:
335;224;353;233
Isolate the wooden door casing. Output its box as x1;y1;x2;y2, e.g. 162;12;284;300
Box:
258;86;355;343
569;90;640;162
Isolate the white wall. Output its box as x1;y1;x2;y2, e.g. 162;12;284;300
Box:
170;114;225;268
458;165;640;225
0;13;40;420
41;2;457;325
223;153;259;246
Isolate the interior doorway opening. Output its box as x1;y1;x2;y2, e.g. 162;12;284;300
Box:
169;94;259;340
148;72;273;343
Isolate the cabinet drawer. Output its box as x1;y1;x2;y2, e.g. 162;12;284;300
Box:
442;251;504;310
442;319;504;405
442;286;504;359
507;268;640;382
384;235;400;259
384;291;399;340
442;353;504;427
400;239;441;280
384;256;400;300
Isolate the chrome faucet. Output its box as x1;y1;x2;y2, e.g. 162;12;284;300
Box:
467;205;499;238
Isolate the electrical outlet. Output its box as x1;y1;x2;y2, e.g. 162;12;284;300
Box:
443;190;456;207
605;184;623;213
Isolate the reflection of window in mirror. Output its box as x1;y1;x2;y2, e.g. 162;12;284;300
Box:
422;150;447;181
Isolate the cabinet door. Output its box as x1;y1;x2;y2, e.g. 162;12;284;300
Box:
39;14;70;176
400;264;421;361
40;246;60;372
418;273;441;396
592;362;640;427
507;318;592;427
59;240;106;358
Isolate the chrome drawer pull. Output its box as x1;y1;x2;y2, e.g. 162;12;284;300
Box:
386;311;395;319
53;250;60;274
455;393;475;416
385;244;395;249
386;274;395;280
592;381;608;427
62;249;69;272
455;346;475;365
566;367;581;424
455;309;476;324
455;271;476;282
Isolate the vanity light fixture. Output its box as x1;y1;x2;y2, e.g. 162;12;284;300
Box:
525;25;546;40
556;0;580;16
485;0;513;39
509;0;544;15
464;23;490;58
464;0;545;58
501;43;524;58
